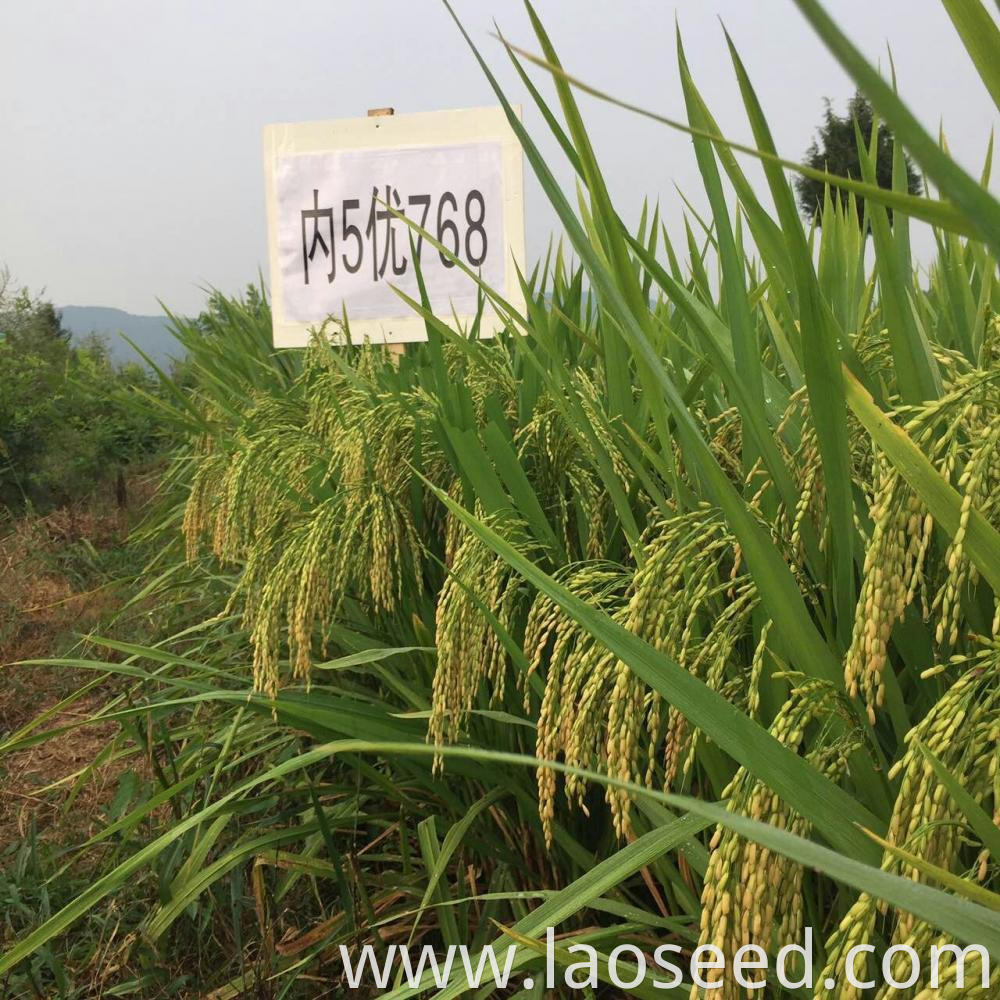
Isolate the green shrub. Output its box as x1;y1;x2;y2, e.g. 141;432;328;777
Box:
0;278;162;515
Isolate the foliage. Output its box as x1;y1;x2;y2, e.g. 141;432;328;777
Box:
795;91;923;225
2;1;1000;998
0;273;163;515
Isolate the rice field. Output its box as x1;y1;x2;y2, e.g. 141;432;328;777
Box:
2;1;999;997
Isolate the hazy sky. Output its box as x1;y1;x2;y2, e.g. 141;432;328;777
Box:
2;1;998;316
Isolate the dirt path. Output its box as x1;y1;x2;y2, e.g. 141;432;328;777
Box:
0;506;136;845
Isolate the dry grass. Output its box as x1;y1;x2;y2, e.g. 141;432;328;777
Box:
0;482;155;847
0;685;121;845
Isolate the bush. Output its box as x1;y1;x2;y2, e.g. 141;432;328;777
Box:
0;274;162;515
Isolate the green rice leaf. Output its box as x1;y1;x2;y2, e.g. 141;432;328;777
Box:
939;0;1000;113
789;0;1000;256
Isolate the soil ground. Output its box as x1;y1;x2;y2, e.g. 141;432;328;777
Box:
0;487;153;847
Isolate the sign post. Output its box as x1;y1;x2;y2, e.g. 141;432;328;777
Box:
262;106;525;349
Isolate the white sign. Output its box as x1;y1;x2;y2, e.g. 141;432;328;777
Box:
262;107;525;347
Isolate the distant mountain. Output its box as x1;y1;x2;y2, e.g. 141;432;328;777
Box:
58;306;181;367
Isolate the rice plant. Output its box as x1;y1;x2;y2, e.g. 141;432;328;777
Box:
2;0;999;997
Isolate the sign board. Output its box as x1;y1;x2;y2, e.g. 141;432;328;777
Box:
262;106;525;347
